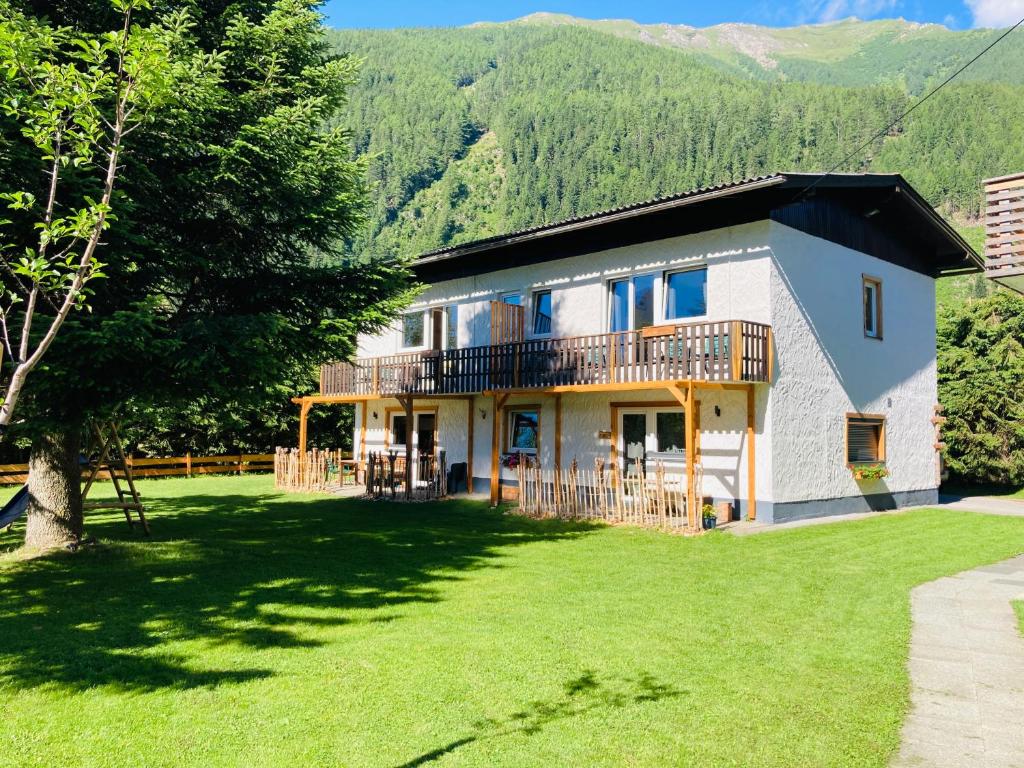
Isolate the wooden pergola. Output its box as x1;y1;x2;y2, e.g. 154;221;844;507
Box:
292;378;759;523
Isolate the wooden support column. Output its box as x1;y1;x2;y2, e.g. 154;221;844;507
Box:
747;384;757;521
466;397;475;492
401;395;414;501
298;399;312;455
358;402;368;475
489;392;509;506
684;384;697;530
554;394;563;469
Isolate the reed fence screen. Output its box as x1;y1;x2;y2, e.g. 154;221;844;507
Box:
515;459;703;533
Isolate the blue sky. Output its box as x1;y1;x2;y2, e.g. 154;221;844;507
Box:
322;0;1024;30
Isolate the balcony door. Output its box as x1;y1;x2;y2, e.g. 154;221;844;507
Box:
609;274;655;333
390;411;438;483
618;408;687;478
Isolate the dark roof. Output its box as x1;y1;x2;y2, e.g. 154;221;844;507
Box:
411;173;982;282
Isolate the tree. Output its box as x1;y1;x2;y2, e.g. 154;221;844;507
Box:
937;291;1024;486
0;0;178;430
11;0;413;550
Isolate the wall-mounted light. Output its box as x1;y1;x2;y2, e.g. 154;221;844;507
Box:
372;411;379;420
714;406;721;417
479;408;487;420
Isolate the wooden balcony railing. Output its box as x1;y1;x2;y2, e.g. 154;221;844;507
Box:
321;320;772;397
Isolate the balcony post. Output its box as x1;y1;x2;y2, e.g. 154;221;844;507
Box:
730;321;743;381
372;358;380;395
747;384;757;520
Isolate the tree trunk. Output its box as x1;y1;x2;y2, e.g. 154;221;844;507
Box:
24;427;82;551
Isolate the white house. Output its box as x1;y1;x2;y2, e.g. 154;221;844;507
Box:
298;173;981;524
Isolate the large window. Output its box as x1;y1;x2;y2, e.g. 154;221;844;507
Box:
608;274;654;332
402;312;424;348
847;415;885;464
532;290;552;336
665;268;708;320
654;412;685;454
445;304;458;349
508;409;539;455
863;276;883;340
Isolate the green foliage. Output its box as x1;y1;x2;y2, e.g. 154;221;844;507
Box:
938;291;1024;485
327;21;1024;259
4;0;414;451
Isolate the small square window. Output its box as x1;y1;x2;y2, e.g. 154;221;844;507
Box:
508;409;539;454
863;276;883;340
501;292;521;306
665;268;708;320
532;290;552;336
402;312;424;348
847;415;885;464
655;412;685;454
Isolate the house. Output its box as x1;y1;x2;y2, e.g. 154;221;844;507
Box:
297;173;981;524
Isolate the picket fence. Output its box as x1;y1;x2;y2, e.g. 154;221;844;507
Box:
516;458;703;533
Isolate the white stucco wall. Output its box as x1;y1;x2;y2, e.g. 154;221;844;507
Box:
356;222;774;356
766;222;939;506
348;218;940;519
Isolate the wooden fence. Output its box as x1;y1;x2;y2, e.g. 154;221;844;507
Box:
274;448;355;493
516;458;703;533
0;452;275;486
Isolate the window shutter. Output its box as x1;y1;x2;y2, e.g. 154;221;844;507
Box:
847;417;883;463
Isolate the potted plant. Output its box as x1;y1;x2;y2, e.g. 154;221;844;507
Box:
501;452;523;470
851;463;889;481
702;503;718;530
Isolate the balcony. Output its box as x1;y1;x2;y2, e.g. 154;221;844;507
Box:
320;319;772;398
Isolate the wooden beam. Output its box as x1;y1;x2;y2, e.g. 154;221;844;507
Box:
358;402;368;474
298;399;312;455
488;393;510;506
667;384;688;407
554;394;562;469
684;384;697;530
747;384;757;521
466;397;474;492
399;395;414;501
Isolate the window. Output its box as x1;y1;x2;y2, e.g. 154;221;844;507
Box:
402;312;424;348
508;409;539;454
445;304;458;349
532;290;552;336
501;292;521;306
847;415;885;464
655;412;685;454
863;276;883;339
608;274;655;332
665;268;708;320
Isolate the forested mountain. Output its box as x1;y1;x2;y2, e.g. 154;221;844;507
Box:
326;17;1024;261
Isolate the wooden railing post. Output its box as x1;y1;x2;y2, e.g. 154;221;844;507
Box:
372;358;380;395
185;451;192;478
730;321;743;381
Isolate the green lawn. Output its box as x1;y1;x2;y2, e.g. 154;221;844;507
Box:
1;476;1024;767
1016;602;1024;637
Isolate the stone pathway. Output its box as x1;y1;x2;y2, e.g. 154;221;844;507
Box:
892;555;1024;767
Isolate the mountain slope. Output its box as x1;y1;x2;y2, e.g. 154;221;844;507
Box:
326;18;1024;261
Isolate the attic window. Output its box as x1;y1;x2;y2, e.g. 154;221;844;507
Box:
847;415;885;464
863;276;883;340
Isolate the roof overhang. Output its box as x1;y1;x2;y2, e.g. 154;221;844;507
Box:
408;173;981;283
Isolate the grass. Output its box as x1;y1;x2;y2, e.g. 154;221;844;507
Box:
1016;602;1024;637
1;476;1023;767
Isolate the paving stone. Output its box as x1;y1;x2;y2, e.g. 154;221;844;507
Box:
893;554;1024;767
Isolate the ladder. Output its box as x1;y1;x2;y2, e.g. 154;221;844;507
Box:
81;420;149;535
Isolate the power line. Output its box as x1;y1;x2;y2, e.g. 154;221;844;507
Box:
793;16;1024;202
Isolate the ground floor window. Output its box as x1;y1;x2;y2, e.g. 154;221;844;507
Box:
847;414;885;463
620;407;687;474
508;409;539;455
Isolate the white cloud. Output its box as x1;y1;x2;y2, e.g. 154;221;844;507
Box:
965;0;1024;27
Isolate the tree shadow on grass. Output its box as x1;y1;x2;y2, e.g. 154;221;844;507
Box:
0;490;594;693
395;669;684;767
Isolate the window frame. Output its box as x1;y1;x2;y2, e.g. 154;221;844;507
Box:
607;272;657;333
845;413;886;466
663;266;709;322
530;289;553;338
400;310;427;350
863;275;883;341
444;304;458;350
505;406;541;456
500;291;522;306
